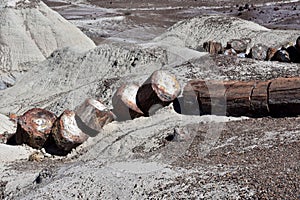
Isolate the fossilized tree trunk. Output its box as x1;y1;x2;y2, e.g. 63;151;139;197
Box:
183;77;300;117
136;70;181;116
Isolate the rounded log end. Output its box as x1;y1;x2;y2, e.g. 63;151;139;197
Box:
52;110;88;153
15;108;57;149
151;70;181;102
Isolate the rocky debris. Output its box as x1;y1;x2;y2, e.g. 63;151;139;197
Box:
13;108;57;149
28;151;44;162
204;35;300;63
35;168;53;184
226;38;250;53
136;70;181;116
248;43;268;60
112;83;144;121
75;98;115;136
183;77;300;117
51;110;89;154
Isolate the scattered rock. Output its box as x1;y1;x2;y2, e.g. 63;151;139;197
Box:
248;44;269;60
35;168;53;184
226;39;250;53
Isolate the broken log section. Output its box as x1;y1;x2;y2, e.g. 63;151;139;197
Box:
183;77;300;117
136;70;181;116
51;110;89;154
75;98;115;136
14;108;57;149
112;83;144;121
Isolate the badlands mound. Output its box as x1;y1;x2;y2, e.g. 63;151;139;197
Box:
0;0;95;87
154;15;300;50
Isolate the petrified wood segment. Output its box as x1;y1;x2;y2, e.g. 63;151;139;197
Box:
268;77;300;117
75;98;115;136
226;81;255;117
250;81;271;117
136;70;181;116
112;83;144;121
183;77;300;117
183;80;235;115
51;110;89;153
203;41;223;54
15;108;56;149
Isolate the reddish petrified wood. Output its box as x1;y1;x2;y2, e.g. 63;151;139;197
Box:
75;98;115;136
183;80;236;115
51;110;88;153
15;108;56;149
112;83;144;121
183;77;300;117
136;70;181;116
203;41;223;54
250;81;271;117
268;77;300;117
226;81;256;117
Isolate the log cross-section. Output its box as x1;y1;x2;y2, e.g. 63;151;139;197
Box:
15;108;57;149
136;70;181;116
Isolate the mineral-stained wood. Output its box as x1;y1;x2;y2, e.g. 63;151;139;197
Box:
226;81;256;117
268;77;300;117
183;77;300;118
15;108;57;149
183;80;237;115
136;70;181;116
250;81;271;117
112;83;144;121
75;98;115;136
51;110;89;153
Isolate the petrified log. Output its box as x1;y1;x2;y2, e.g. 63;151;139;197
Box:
250;81;271;117
268;77;300;117
226;81;256;117
75;98;115;136
136;70;181;116
248;44;268;60
183;80;235;115
203;41;223;54
112;83;144;121
266;47;277;61
51;110;89;153
183;77;300;117
15;108;56;149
